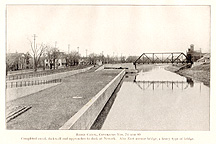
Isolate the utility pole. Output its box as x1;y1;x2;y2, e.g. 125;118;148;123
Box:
68;44;70;54
200;48;202;58
121;53;122;63
77;47;79;56
32;34;37;70
54;41;57;70
102;51;104;64
33;34;37;50
86;49;88;57
55;41;57;48
113;52;115;63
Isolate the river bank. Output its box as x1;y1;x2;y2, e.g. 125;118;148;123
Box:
165;63;210;87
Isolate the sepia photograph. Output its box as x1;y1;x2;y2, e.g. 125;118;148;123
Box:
5;5;210;130
1;1;216;144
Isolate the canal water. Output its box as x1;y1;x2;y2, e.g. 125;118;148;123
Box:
92;65;210;131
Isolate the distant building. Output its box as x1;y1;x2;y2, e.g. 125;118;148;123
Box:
44;51;67;69
79;57;89;65
186;44;205;62
57;52;67;68
6;52;33;71
95;59;103;65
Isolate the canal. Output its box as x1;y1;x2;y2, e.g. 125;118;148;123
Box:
91;65;210;131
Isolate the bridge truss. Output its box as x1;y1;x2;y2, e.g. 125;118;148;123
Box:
134;52;192;69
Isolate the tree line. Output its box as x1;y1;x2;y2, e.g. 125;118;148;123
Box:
6;39;139;73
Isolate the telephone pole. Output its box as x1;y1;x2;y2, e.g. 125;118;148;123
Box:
68;44;70;54
32;34;37;70
55;41;57;48
77;47;79;54
102;51;104;64
33;34;37;50
86;49;88;57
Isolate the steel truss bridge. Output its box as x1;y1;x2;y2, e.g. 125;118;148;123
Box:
134;80;194;90
133;52;192;69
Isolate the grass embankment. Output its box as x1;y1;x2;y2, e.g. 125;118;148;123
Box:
166;63;210;87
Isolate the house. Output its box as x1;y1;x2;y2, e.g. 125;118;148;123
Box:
6;52;33;71
79;57;89;65
44;51;67;69
57;52;67;68
95;59;103;65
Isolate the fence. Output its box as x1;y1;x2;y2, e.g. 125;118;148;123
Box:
6;79;62;89
6;65;91;81
6;72;50;80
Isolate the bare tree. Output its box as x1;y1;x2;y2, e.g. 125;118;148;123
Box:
29;39;47;72
126;56;138;63
6;54;15;75
67;51;80;66
46;47;61;69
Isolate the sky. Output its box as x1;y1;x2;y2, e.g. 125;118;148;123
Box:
6;5;210;57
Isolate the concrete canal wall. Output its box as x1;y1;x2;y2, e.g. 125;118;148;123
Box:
6;66;94;102
59;69;125;130
6;83;59;102
104;63;135;69
104;63;137;73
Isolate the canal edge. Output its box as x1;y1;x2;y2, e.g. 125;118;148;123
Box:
59;69;126;130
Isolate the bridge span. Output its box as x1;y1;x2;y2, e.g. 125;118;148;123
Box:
133;52;192;69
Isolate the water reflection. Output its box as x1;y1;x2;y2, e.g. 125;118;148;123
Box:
101;65;209;131
186;77;194;87
133;75;194;90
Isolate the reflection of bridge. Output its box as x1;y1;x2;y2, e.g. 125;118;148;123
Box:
133;52;192;69
134;80;194;90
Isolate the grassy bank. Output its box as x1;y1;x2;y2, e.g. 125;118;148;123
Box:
166;63;210;87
